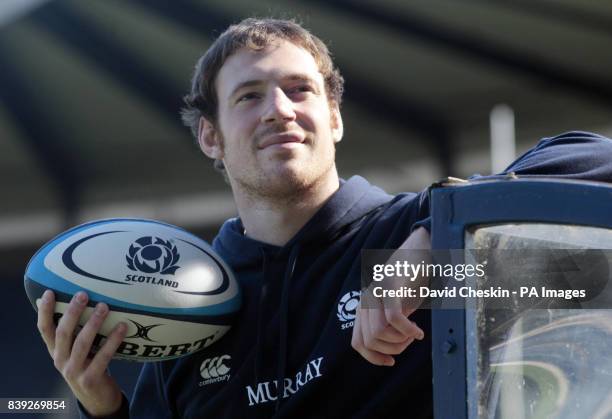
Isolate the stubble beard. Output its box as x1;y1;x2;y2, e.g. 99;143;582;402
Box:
239;147;336;206
217;123;338;206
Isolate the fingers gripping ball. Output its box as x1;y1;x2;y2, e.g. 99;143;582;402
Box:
25;218;241;362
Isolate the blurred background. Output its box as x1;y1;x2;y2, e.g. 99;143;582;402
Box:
1;0;612;415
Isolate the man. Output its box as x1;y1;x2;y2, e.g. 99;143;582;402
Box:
36;18;612;418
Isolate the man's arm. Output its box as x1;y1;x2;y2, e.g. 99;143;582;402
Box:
351;227;429;366
352;131;612;365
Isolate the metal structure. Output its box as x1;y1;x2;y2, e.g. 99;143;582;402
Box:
2;0;612;248
430;178;612;418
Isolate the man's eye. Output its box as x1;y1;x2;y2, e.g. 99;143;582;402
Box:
237;93;259;102
290;85;313;94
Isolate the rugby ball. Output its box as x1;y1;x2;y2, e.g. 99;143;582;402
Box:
24;218;241;362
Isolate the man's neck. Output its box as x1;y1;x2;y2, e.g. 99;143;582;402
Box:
232;172;340;246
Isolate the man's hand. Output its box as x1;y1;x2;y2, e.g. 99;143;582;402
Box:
351;300;424;366
37;290;127;416
351;227;430;366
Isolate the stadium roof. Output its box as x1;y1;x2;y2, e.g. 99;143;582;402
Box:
2;0;612;247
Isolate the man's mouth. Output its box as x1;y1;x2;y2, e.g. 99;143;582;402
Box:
258;132;305;149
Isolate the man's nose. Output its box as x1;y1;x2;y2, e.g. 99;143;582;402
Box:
261;88;296;124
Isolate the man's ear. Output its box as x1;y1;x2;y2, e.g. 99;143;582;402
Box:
330;103;343;144
198;117;224;159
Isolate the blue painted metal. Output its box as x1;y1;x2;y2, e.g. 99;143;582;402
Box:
430;178;612;419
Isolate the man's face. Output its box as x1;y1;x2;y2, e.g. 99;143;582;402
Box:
200;40;343;199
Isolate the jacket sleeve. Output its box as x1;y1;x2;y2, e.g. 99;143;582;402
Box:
413;131;612;233
78;394;129;419
129;362;175;419
78;363;173;419
503;131;612;180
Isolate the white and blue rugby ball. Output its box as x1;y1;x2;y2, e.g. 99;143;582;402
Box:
24;218;241;362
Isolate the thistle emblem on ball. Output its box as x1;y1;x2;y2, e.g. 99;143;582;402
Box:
126;236;181;275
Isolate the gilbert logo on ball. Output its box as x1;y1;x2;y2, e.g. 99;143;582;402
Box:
24;218;241;362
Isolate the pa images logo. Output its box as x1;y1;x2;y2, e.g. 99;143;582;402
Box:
126;236;180;275
337;290;360;330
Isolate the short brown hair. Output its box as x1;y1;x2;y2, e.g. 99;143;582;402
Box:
181;18;344;172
